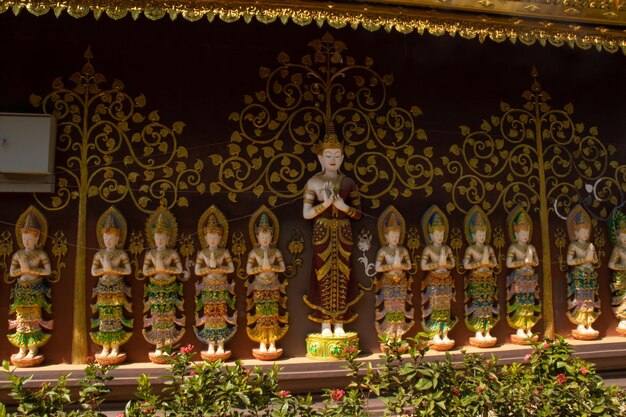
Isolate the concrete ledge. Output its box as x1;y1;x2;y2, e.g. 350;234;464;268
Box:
2;336;625;405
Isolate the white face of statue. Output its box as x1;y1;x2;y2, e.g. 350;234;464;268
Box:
22;232;39;250
205;232;221;249
103;232;120;250
431;230;444;245
575;227;590;242
319;148;343;174
619;231;626;246
474;230;486;244
154;232;169;249
515;229;530;244
386;230;400;247
257;231;273;248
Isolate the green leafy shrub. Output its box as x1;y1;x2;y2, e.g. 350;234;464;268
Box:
1;336;624;417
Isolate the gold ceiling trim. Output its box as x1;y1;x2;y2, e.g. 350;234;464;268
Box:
1;0;626;54
366;0;626;27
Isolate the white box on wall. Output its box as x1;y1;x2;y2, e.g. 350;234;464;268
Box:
0;113;57;193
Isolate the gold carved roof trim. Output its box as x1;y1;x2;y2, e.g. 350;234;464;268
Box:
364;0;626;27
1;1;625;54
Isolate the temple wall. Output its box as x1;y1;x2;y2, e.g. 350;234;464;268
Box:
0;12;625;365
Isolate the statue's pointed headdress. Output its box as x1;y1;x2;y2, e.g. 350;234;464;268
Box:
203;213;223;235
101;213;122;236
383;212;402;234
513;211;531;232
312;120;343;155
255;212;273;234
427;212;445;234
152;213;171;234
21;212;42;236
469;212;487;234
572;210;590;230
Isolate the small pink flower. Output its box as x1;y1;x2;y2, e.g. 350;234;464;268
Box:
189;370;196;377
243;368;252;375
556;373;567;384
86;355;95;364
533;389;540;396
277;390;291;398
180;344;194;355
580;367;588;375
330;389;345;402
344;345;357;354
544;342;551;348
477;385;485;393
523;353;532;361
489;375;495;382
451;387;460;397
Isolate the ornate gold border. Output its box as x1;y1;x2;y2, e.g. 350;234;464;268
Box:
1;1;625;54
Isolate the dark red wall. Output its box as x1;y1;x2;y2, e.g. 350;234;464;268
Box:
1;11;625;364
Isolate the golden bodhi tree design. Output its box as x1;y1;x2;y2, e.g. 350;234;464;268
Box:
211;32;438;209
30;48;205;363
441;67;626;336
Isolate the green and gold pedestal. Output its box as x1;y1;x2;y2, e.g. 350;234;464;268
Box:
306;332;359;361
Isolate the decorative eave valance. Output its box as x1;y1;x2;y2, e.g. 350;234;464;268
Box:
1;0;625;54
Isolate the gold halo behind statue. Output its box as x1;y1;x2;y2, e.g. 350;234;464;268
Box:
464;205;491;244
15;206;48;249
567;204;592;242
506;205;533;243
197;205;229;248
377;205;406;246
248;205;279;247
145;206;178;248
421;204;449;244
96;206;127;249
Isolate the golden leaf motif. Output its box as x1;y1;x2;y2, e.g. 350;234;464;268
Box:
209;183;221;195
263;146;275;158
209;154;223;166
253;185;264;197
214;34;431;208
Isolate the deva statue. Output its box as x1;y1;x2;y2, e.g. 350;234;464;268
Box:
245;207;288;360
565;205;600;340
142;207;186;362
303;121;363;338
90;207;133;364
374;206;413;349
194;206;236;361
420;205;457;351
463;206;499;348
609;209;626;336
505;207;541;344
7;207;53;367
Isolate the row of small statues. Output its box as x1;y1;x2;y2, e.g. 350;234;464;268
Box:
5;124;626;365
7;199;626;367
6;204;291;366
